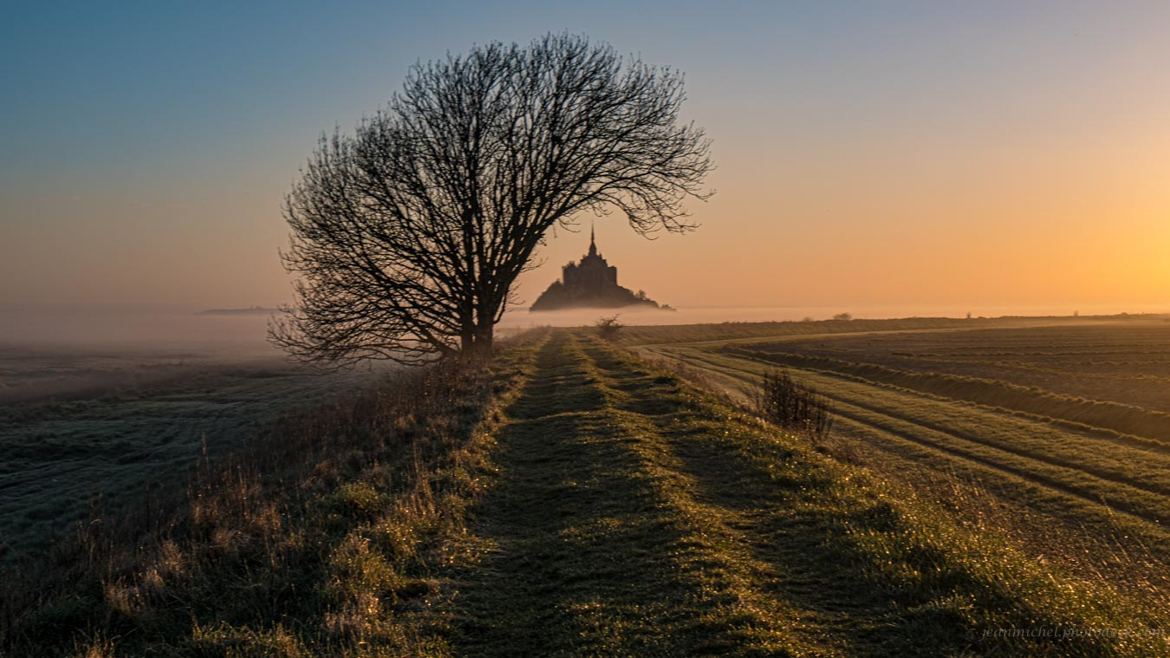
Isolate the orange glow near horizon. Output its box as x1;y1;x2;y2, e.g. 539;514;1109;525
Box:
2;3;1168;316
512;113;1170;312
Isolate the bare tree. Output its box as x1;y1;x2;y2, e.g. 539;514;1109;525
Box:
270;34;713;365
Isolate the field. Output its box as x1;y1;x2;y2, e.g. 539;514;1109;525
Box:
6;328;1170;656
0;344;378;560
628;314;1170;604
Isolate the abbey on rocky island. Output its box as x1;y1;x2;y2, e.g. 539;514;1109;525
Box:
529;229;665;312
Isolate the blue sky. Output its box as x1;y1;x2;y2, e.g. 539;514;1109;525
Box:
3;1;1168;310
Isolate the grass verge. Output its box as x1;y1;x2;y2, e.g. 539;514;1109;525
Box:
6;328;1167;655
0;332;543;657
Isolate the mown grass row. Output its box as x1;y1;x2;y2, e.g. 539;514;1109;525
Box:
738;362;1170;503
618;316;1042;346
580;335;1170;656
641;344;1170;614
728;349;1170;527
732;346;1170;444
617;315;1137;347
661;345;1170;527
0;332;545;657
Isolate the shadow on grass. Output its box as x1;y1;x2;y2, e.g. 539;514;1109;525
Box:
579;337;1099;657
451;336;712;655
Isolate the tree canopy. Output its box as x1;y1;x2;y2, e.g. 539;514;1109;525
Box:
270;34;713;365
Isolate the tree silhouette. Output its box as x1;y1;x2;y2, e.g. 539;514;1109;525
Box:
270;34;712;365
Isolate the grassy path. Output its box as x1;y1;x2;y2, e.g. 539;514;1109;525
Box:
449;333;823;655
442;332;1143;656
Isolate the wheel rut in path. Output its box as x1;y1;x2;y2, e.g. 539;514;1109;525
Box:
579;339;994;656
449;334;988;656
450;334;821;655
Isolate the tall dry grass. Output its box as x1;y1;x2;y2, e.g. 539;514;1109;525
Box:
0;332;542;657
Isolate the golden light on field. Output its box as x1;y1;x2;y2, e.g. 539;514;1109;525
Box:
7;6;1170;653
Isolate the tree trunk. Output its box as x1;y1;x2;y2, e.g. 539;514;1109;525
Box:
473;325;493;356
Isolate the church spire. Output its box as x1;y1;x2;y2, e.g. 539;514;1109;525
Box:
588;223;598;257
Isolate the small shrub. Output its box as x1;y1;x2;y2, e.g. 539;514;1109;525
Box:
753;370;834;441
326;482;385;521
832;312;853;321
595;315;623;341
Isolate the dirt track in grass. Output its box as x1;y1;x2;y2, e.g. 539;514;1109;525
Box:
441;332;1130;656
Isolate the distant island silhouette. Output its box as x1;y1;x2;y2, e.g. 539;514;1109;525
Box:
197;306;277;316
530;230;669;312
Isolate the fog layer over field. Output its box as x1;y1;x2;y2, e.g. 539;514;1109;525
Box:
0;306;385;560
5;303;1167;352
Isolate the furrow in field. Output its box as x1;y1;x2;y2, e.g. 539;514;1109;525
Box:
641;345;1170;550
820;401;1170;525
796;380;1170;507
729;346;1170;447
579;340;980;654
660;346;1170;515
825;412;1170;554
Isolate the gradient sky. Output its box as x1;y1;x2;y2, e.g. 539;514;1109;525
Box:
3;1;1169;313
